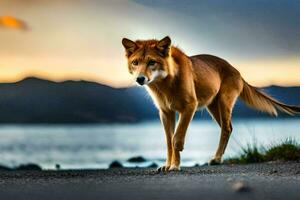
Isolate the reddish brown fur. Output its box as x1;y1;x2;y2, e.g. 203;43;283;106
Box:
122;36;300;171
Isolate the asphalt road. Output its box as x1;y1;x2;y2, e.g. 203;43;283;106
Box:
0;162;299;200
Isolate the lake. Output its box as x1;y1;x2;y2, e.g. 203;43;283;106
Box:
0;119;299;169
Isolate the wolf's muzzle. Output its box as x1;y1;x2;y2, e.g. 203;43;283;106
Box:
136;76;146;85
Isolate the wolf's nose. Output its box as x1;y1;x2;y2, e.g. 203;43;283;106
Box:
136;76;146;85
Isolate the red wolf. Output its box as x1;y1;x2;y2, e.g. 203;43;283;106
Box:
122;36;300;171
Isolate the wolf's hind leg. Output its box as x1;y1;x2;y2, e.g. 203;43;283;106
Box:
207;96;221;127
209;91;238;165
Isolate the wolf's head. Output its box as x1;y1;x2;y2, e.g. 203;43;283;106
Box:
122;36;172;86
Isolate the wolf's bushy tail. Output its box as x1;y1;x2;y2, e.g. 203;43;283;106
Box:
239;80;300;116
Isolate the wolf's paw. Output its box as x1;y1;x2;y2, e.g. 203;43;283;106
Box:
208;158;222;165
173;139;184;151
157;165;170;172
168;165;181;171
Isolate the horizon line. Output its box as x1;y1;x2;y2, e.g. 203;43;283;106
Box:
1;76;300;89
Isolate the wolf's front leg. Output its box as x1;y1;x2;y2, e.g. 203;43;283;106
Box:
170;104;196;171
157;109;175;172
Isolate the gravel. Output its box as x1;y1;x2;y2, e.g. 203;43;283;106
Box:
0;162;299;200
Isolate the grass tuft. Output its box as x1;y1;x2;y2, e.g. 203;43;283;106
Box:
224;138;300;164
265;138;300;161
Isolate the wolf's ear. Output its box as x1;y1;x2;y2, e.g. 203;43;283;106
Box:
122;38;137;57
157;36;171;56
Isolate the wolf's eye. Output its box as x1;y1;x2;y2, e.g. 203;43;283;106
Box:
132;60;138;66
148;60;156;66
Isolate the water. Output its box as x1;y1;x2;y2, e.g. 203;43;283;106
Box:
0;119;299;169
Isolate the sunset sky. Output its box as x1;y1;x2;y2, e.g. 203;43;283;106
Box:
0;0;300;87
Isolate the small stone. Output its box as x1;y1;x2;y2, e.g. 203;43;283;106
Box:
227;177;233;181
269;169;278;174
232;181;251;192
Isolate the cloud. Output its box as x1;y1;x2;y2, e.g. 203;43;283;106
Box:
0;0;299;87
133;0;300;59
0;16;28;30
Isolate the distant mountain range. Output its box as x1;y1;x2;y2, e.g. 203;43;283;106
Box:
0;77;299;123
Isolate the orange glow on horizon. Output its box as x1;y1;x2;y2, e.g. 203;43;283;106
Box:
0;55;134;88
233;57;300;87
0;56;299;88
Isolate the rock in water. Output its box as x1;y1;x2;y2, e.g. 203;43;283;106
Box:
127;156;147;163
0;165;11;171
55;164;61;170
109;161;123;168
147;163;158;168
15;163;42;171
